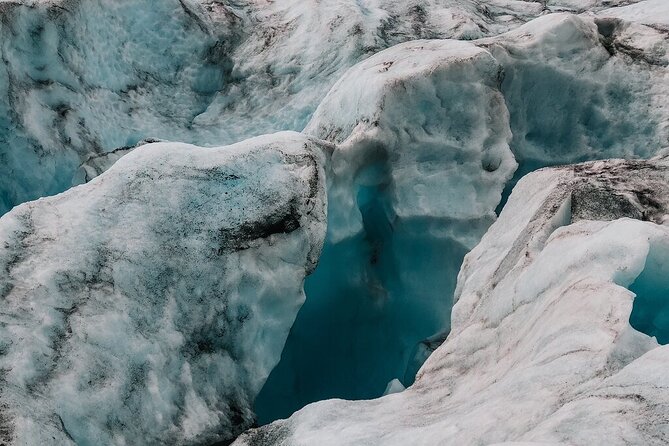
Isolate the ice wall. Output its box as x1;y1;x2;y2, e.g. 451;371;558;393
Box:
256;39;517;421
237;157;669;446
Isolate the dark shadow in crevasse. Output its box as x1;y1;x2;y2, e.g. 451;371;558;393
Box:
629;246;669;345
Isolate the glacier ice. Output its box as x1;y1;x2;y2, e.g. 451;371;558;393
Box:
72;138;165;185
0;0;668;442
0;132;327;445
236;156;669;446
485;12;669;206
1;0;656;216
0;0;550;216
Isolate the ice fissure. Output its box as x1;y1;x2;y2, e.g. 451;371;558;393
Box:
237;156;669;446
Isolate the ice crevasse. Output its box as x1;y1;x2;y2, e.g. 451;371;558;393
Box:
237;156;669;446
256;9;669;421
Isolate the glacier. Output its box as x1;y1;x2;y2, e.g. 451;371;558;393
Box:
256;38;517;421
0;132;327;445
0;0;668;444
1;0;660;215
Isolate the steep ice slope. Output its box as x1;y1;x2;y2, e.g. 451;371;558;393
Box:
236;157;669;446
256;9;669;421
0;0;552;216
0;132;328;445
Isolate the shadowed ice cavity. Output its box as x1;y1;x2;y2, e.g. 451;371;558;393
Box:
256;195;469;423
629;245;669;345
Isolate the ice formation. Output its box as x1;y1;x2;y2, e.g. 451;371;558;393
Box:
236;157;669;446
0;0;668;444
0;0;553;216
2;0;658;216
256;38;517;421
0;132;327;445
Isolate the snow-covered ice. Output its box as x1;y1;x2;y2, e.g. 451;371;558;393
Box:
0;132;328;445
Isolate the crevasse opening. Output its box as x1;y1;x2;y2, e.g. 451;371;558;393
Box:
255;17;669;424
629;246;669;345
254;158;469;424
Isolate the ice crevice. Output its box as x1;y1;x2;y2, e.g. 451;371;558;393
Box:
628;244;669;346
0;132;329;445
19;6;666;431
237;156;669;446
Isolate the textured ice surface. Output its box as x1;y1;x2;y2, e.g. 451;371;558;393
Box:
0;132;327;445
72;138;165;184
256;8;669;422
0;0;556;216
484;12;669;206
236;156;669;446
1;0;668;441
1;0;654;216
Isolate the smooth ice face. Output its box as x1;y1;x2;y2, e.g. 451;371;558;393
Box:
236;157;669;446
0;132;327;445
